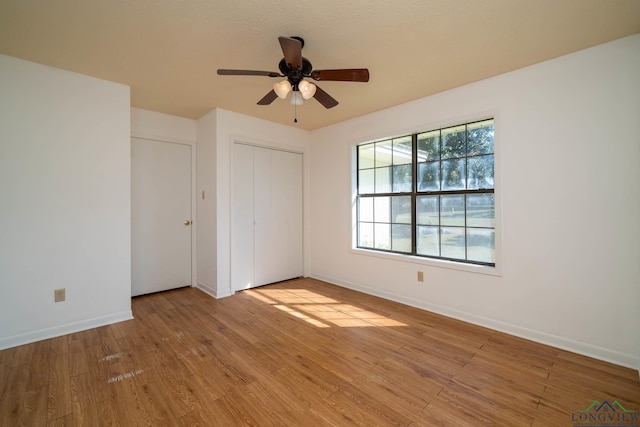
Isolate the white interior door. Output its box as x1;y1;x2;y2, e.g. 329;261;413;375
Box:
231;143;303;291
131;137;192;296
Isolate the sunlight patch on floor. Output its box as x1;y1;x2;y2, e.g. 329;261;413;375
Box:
246;288;407;328
273;304;331;328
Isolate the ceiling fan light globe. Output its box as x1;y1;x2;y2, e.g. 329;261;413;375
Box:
298;80;316;100
290;91;304;105
273;80;292;99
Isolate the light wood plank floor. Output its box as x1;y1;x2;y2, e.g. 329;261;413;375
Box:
1;278;639;426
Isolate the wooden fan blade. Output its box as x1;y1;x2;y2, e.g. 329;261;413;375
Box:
310;69;369;82
278;37;302;70
257;90;278;105
313;85;339;109
218;69;281;77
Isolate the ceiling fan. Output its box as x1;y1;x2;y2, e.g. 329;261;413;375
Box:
217;36;369;109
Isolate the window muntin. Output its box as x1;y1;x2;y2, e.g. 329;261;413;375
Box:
356;119;495;266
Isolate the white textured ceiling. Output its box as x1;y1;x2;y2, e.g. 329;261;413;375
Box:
1;0;639;130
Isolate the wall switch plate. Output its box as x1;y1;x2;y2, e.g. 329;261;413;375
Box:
54;288;66;302
417;271;424;282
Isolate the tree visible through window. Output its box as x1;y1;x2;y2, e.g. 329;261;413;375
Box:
356;119;495;266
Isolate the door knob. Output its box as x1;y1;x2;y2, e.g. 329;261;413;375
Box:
184;220;191;226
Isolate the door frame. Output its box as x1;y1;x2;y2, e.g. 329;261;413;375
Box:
131;131;197;294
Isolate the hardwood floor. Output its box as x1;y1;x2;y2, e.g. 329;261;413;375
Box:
1;278;639;426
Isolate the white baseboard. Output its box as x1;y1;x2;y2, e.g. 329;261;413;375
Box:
311;273;640;373
216;288;233;299
196;281;216;298
0;310;133;351
196;281;233;299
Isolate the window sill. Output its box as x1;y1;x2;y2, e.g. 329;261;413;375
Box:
349;247;502;277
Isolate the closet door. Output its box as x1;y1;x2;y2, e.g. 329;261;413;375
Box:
254;148;303;286
232;143;303;291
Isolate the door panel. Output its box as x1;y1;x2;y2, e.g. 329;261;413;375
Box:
131;138;192;296
254;148;286;286
282;151;304;279
270;149;303;280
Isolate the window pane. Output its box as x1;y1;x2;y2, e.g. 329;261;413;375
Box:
375;167;391;193
441;125;466;159
467;120;494;156
375;140;392;167
359;197;374;222
359;169;374;194
358;143;376;169
392;164;412;192
393;136;412;165
441;227;465;259
359;222;373;248
392;224;411;252
418;161;440;192
467;155;494;190
417;130;440;161
416;196;439;225
392;196;412;224
467;228;495;263
374;196;390;223
417;226;439;256
441;195;465;226
441;158;466;190
466;194;494;228
374;223;391;250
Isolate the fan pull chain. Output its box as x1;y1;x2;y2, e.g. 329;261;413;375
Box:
294;99;298;123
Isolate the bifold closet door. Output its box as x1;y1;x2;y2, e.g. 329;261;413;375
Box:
232;144;303;291
253;147;303;286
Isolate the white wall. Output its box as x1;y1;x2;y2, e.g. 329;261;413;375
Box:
196;108;310;298
196;110;218;296
0;55;132;349
309;35;640;370
131;107;197;143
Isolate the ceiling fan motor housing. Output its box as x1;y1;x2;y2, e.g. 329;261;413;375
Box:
278;57;313;90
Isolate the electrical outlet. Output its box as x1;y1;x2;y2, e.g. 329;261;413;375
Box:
54;288;66;303
417;271;424;282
